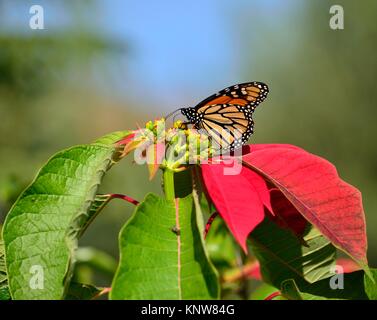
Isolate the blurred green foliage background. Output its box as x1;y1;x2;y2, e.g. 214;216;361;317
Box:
0;0;376;290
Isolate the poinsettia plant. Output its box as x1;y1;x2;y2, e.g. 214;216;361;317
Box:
0;118;376;300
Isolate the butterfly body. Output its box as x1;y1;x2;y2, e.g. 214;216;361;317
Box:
175;81;269;151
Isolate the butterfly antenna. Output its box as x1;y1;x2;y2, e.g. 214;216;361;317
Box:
164;108;182;120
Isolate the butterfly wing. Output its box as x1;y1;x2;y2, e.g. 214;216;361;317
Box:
198;104;254;151
194;81;269;112
180;82;269;151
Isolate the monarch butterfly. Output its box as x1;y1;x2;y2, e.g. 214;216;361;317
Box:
167;82;269;152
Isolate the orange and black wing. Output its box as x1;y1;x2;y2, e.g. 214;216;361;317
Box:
198;103;254;151
194;81;269;113
179;82;269;151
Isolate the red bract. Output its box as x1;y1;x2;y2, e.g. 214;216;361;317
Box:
201;144;367;267
269;188;308;236
146;142;166;180
201;161;272;252
335;258;362;273
117;132;136;146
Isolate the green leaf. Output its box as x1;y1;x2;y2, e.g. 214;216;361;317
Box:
301;271;367;299
2;141;121;299
364;269;377;299
64;282;102;300
281;279;310;300
77;194;113;238
94;130;132;145
249;216;336;289
250;217;375;300
110;193;219;299
249;283;281;300
0;233;10;300
0;239;7;287
281;269;376;300
281;278;351;300
205;218;238;271
0;286;11;300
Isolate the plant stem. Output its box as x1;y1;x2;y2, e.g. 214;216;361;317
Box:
163;169;175;200
110;193;139;206
264;291;281;300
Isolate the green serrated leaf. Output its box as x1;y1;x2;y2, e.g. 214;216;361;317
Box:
110;193;219;299
2;142;119;300
94;130;132;145
249;216;336;289
77;194;113;238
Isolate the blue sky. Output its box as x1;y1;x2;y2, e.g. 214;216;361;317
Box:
1;0;300;111
96;0;298;110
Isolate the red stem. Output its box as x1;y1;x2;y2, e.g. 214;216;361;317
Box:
110;193;139;206
204;211;218;239
92;287;112;300
264;291;281;300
